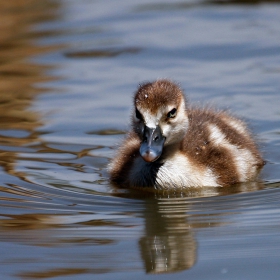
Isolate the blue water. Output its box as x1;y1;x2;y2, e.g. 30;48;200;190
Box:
0;0;280;279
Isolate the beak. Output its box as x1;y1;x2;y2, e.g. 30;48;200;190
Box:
139;125;165;162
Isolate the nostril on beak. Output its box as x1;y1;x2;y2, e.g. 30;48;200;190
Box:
139;125;165;162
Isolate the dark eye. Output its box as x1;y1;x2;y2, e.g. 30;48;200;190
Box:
167;108;177;118
136;108;143;120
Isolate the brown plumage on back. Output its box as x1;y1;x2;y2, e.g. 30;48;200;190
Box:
109;80;265;189
181;108;264;186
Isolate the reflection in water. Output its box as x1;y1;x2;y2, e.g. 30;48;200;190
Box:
0;212;117;245
138;181;264;274
207;0;280;4
136;0;280;11
0;180;272;277
0;1;60;183
0;194;209;275
140;198;196;274
65;47;142;58
19;268;92;279
0;207;138;278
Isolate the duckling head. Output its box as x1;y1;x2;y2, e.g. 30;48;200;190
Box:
132;80;189;162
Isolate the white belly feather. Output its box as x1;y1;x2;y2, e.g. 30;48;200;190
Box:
128;153;219;189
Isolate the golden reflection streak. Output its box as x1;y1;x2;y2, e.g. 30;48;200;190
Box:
0;0;61;180
18;268;92;279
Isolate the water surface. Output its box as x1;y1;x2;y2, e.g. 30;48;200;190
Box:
0;0;280;279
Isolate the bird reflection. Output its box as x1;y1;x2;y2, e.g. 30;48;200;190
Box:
139;195;196;273
138;181;264;274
